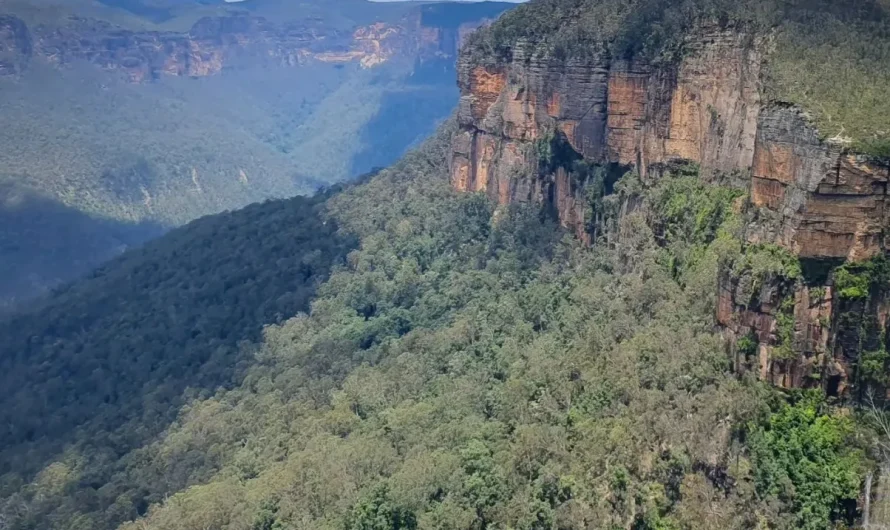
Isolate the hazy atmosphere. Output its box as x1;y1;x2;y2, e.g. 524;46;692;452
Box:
1;1;890;529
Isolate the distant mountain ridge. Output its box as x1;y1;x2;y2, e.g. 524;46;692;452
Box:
0;2;511;82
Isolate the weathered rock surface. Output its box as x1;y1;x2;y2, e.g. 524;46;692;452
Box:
452;28;889;260
451;30;769;238
717;273;837;391
748;107;889;261
451;27;890;397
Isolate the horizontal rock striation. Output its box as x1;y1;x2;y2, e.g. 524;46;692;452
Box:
451;30;768;239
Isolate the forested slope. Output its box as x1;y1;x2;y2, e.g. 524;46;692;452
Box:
0;182;163;312
0;189;356;529
0;122;874;530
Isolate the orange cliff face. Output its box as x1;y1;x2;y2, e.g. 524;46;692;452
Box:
315;22;406;68
451;30;765;242
0;6;505;83
451;29;889;261
450;27;890;396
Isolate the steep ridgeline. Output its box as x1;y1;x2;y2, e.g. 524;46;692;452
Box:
451;0;890;398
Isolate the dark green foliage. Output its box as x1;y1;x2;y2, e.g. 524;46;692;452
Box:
835;267;873;301
738;332;759;358
748;392;866;529
0;191;355;528
860;349;890;386
829;255;890;391
459;440;507;523
252;499;284;530
581;163;625;237
648;169;742;279
731;244;802;306
650;168;740;248
833;254;890;301
773;295;797;361
345;485;417;530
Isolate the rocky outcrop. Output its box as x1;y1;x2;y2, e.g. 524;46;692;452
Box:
451;29;766;237
716;105;889;396
450;26;890;397
0;4;509;82
717;264;890;399
747;107;889;261
717;273;837;391
451;28;889;259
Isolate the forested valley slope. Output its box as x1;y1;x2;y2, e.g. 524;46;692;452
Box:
0;0;511;308
2;0;890;529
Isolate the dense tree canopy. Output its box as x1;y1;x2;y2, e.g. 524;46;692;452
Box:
0;121;872;529
0;190;356;528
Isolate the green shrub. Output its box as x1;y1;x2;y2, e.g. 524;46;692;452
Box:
833;255;890;301
652;173;740;247
748;392;866;530
732;244;802;305
345;485;417;530
860;349;890;386
835;267;871;300
737;332;759;357
772;296;797;361
648;170;742;278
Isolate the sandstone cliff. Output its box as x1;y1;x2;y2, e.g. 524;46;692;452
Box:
450;26;890;397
